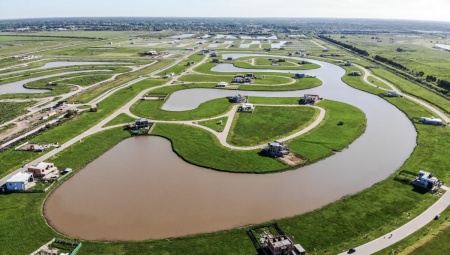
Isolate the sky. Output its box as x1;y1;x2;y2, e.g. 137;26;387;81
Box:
1;0;450;22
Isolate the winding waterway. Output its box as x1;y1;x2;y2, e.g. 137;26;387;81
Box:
0;61;132;76
0;70;112;95
44;54;417;241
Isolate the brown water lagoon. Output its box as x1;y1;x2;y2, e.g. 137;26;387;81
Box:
44;55;416;241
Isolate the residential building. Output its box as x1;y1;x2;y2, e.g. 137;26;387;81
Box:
230;94;247;103
216;82;228;87
386;90;403;97
300;94;320;105
240;103;254;112
349;71;362;76
135;118;150;128
6;172;34;191
145;50;158;55
412;170;442;191
27;162;57;178
264;141;290;157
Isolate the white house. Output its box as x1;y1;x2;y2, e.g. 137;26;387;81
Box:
386;90;403;97
216;82;228;87
6;172;34;191
240;103;255;112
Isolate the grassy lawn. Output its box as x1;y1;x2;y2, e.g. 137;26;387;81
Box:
131;97;233;121
328;34;450;81
366;75;392;89
152;123;286;172
157;53;205;76
234;59;320;70
179;74;293;85
341;66;386;95
374;206;450;255
370;68;450;116
146;83;217;96
227;106;318;146
198;117;228;132
248;97;299;105
103;113;135;127
59;74;114;86
239;77;321;91
0;101;34;124
69;59;172;103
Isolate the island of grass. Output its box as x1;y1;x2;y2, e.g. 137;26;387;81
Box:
227;105;319;147
198;117;228;132
151;99;366;173
179;73;323;91
131;96;233;121
233;56;321;70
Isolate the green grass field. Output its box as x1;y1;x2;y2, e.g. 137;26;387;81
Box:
198;117;228;132
0;101;34;124
328;34;450;81
59;74;114;86
179;73;293;85
227;106;318;146
374;207;450;255
69;59;172;103
103;113;135;127
233;56;320;70
131;97;233;121
366;75;392;89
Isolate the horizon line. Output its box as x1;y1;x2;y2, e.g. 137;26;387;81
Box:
1;16;450;24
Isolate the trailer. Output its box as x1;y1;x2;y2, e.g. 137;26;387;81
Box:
386;90;403;97
420;117;445;126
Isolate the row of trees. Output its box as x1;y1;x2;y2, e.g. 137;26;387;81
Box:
438;80;450;90
373;55;409;71
318;35;369;56
325;36;450;94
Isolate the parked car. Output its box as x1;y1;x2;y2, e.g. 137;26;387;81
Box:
348;248;356;254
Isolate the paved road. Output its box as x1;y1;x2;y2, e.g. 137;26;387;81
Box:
310;40;328;49
356;64;450;123
338;186;450;255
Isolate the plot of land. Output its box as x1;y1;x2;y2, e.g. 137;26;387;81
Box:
227;106;318;146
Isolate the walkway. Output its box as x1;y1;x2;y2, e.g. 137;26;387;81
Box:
310;39;327;49
338;186;450;255
355;64;450;123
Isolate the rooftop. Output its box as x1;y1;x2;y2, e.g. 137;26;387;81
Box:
7;172;32;182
